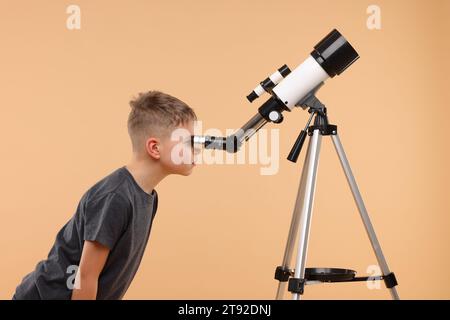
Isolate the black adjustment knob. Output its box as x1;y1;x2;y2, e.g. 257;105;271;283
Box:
287;130;307;163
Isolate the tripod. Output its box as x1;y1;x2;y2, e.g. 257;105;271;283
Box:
273;94;399;300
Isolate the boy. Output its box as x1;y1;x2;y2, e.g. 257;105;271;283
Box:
13;91;197;300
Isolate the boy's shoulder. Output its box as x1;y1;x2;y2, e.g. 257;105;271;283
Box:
79;166;158;214
83;167;131;205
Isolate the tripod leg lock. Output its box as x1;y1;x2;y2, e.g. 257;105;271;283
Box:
383;272;398;289
288;278;306;295
274;266;294;282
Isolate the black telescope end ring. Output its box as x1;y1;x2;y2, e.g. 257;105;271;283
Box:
311;29;360;78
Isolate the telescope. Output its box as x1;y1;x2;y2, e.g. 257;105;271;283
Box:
192;29;359;154
192;29;401;300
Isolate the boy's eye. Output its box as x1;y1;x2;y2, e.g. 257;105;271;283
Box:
188;135;197;148
189;135;203;153
181;136;194;148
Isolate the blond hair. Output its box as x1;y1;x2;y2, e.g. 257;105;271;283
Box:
127;91;197;153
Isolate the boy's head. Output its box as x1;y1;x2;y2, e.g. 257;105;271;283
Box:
127;90;198;176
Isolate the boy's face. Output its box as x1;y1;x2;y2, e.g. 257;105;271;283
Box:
158;120;198;176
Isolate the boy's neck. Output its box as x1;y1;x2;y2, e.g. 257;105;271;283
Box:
125;156;167;195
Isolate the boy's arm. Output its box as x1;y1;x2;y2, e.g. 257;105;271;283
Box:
71;240;110;300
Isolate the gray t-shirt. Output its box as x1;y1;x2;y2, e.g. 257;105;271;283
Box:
13;166;158;300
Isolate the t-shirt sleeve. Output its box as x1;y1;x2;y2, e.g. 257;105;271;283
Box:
83;192;131;250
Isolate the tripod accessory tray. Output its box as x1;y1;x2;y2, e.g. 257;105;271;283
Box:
305;268;356;282
279;266;398;295
286;267;356;294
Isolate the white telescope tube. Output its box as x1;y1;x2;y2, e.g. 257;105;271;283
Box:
272;56;329;110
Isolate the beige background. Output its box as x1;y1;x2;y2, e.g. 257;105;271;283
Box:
0;0;449;299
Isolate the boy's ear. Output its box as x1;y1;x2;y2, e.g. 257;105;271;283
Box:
145;137;160;159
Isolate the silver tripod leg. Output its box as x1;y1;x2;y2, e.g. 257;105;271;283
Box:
275;128;314;300
331;133;400;300
291;129;322;300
